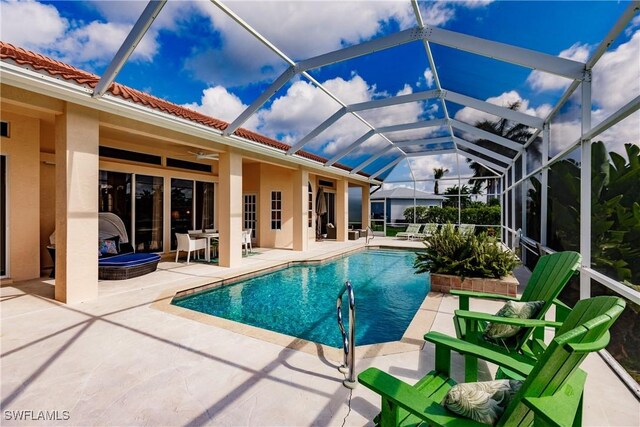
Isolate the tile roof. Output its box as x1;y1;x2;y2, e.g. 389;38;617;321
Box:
0;42;368;178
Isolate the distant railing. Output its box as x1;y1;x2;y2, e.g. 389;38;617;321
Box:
336;280;356;389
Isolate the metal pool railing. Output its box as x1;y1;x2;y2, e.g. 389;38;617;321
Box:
336;280;356;389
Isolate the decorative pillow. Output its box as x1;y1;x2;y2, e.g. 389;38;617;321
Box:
99;239;119;255
443;379;523;425
484;300;545;340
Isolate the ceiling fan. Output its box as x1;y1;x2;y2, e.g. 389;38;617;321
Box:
187;151;219;161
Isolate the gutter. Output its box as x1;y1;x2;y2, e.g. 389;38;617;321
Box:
0;61;380;185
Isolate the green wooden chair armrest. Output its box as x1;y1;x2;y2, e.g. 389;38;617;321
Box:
424;331;534;377
552;298;572;322
450;290;519;310
565;332;610;353
358;368;486;427
455;310;563;328
523;369;587;427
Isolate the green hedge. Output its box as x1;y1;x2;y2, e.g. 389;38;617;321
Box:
403;205;501;225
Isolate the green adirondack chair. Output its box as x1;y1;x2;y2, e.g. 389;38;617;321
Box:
452;251;582;366
358;296;625;427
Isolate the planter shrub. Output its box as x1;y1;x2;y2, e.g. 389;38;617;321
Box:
414;223;518;279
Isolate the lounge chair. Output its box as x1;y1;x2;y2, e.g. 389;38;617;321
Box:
396;224;421;240
422;223;439;237
452;251;581;371
358;295;625;427
458;223;476;236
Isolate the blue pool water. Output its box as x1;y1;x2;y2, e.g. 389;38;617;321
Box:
172;249;430;347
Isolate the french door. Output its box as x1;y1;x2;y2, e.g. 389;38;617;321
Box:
243;193;257;242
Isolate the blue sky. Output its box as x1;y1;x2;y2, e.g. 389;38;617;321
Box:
2;0;638;185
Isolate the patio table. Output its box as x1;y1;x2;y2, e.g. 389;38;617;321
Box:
191;232;219;262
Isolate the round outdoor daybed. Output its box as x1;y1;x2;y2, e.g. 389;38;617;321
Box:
98;253;161;280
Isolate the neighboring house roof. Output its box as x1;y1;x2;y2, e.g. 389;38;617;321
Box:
0;42;367;177
370;188;446;200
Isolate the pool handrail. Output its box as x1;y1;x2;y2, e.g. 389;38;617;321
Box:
336;280;356;389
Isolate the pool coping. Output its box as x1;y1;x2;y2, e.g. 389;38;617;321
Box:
151;245;439;362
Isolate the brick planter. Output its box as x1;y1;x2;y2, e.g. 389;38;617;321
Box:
430;273;518;297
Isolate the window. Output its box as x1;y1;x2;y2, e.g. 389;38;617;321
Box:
271;191;282;230
244;194;257;238
135;175;164;252
308;183;313;228
166;158;212;173
99;146;161;165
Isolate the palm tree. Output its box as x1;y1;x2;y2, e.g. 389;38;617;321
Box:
465;101;540;198
433;167;449;195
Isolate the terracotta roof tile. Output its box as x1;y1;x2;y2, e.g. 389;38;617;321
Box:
0;42;370;179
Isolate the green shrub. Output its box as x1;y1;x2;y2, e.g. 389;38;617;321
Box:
403;205;501;225
414;223;519;279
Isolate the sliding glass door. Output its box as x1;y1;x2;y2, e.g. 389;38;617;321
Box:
98;171;132;239
135;175;164;252
195;181;215;231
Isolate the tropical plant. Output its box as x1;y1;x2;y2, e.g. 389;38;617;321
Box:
542;141;640;381
433;167;449;195
544;141;640;288
466;101;538;194
414;224;519;279
443;184;472;208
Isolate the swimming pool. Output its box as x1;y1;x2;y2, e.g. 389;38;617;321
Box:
172;249;430;347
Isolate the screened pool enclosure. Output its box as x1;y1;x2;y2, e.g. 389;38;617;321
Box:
14;0;640;390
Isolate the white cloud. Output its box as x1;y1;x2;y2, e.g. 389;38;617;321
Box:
625;14;640;37
55;21;158;65
547;30;640;156
526;43;591;92
407;153;474;182
423;68;435;88
182;85;259;130
0;0;67;48
454;90;551;125
186;1;415;87
591;31;640;113
0;0;161;67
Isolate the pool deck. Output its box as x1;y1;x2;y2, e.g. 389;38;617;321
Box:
2;237;638;426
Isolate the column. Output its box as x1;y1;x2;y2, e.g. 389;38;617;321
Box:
579;71;592;299
293;169;309;251
361;184;370;229
336;179;349;241
218;150;243;267
55;103;99;303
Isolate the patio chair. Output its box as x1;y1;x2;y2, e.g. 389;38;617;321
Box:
396;224;421;240
359;295;625;427
452;251;581;371
242;229;253;255
175;233;207;264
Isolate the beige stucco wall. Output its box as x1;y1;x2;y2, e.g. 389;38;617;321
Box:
0;111;41;281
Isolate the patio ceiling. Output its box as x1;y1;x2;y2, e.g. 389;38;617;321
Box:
83;1;639;182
